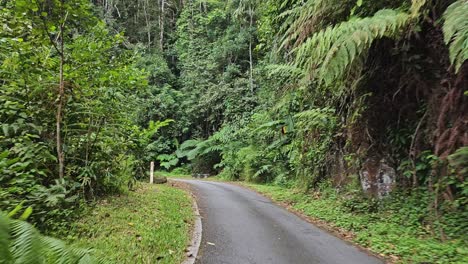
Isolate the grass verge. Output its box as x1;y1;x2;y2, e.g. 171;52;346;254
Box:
155;170;222;181
155;170;192;179
242;183;467;264
71;182;193;264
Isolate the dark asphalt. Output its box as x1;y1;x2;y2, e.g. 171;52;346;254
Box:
180;180;384;264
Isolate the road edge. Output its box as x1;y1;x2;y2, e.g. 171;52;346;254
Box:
170;180;202;264
228;181;390;263
171;178;388;263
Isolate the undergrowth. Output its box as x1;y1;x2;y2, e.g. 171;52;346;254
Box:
245;182;468;264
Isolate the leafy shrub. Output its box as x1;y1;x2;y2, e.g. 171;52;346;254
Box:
170;166;191;175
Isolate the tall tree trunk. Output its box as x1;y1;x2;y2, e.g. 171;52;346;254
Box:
160;0;166;50
143;0;151;47
248;5;254;93
57;0;66;179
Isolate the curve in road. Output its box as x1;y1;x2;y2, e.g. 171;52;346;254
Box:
179;179;384;264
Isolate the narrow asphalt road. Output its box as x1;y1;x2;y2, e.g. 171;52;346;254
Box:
179;179;384;264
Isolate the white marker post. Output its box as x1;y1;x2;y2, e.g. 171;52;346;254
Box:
150;161;154;184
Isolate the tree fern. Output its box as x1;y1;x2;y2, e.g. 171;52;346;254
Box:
177;137;223;160
285;0;434;85
176;139;203;160
443;0;468;73
279;0;352;50
293;9;410;85
267;64;304;84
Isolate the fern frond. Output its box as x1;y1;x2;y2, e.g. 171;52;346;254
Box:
255;120;284;131
293;9;410;85
443;0;468;73
177;137;222;160
144;119;174;138
254;165;272;178
410;0;427;18
10;220;43;264
176;139;202;158
265;138;289;151
0;213;12;263
1;211;99;264
294;108;336;131
40;236;75;263
201;145;223;155
267;64;304;83
179;139;201;150
280;0;351;50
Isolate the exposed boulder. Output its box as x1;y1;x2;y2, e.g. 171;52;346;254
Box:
359;157;396;198
153;177;168;184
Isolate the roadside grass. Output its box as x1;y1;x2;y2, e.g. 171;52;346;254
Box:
155;170;192;179
71;182;193;264
156;170;222;181
243;183;468;264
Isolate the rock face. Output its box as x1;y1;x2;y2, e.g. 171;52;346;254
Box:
359;157;396;198
331;151;349;188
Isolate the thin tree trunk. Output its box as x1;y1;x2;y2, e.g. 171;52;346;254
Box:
409;110;428;187
160;0;166;50
143;0;151;47
57;0;66;179
248;6;254;93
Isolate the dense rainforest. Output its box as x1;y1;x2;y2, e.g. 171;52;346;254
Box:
1;0;467;263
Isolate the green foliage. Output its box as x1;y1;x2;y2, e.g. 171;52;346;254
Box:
2;0;467;261
159;2;467;260
0;209;99;264
174;0;258;138
248;183;468;263
0;0;166;235
443;0;468;73
71;183;193;264
157;154;179;170
280;0;353;50
448;146;468;176
292;9;410;85
291;108;337;187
